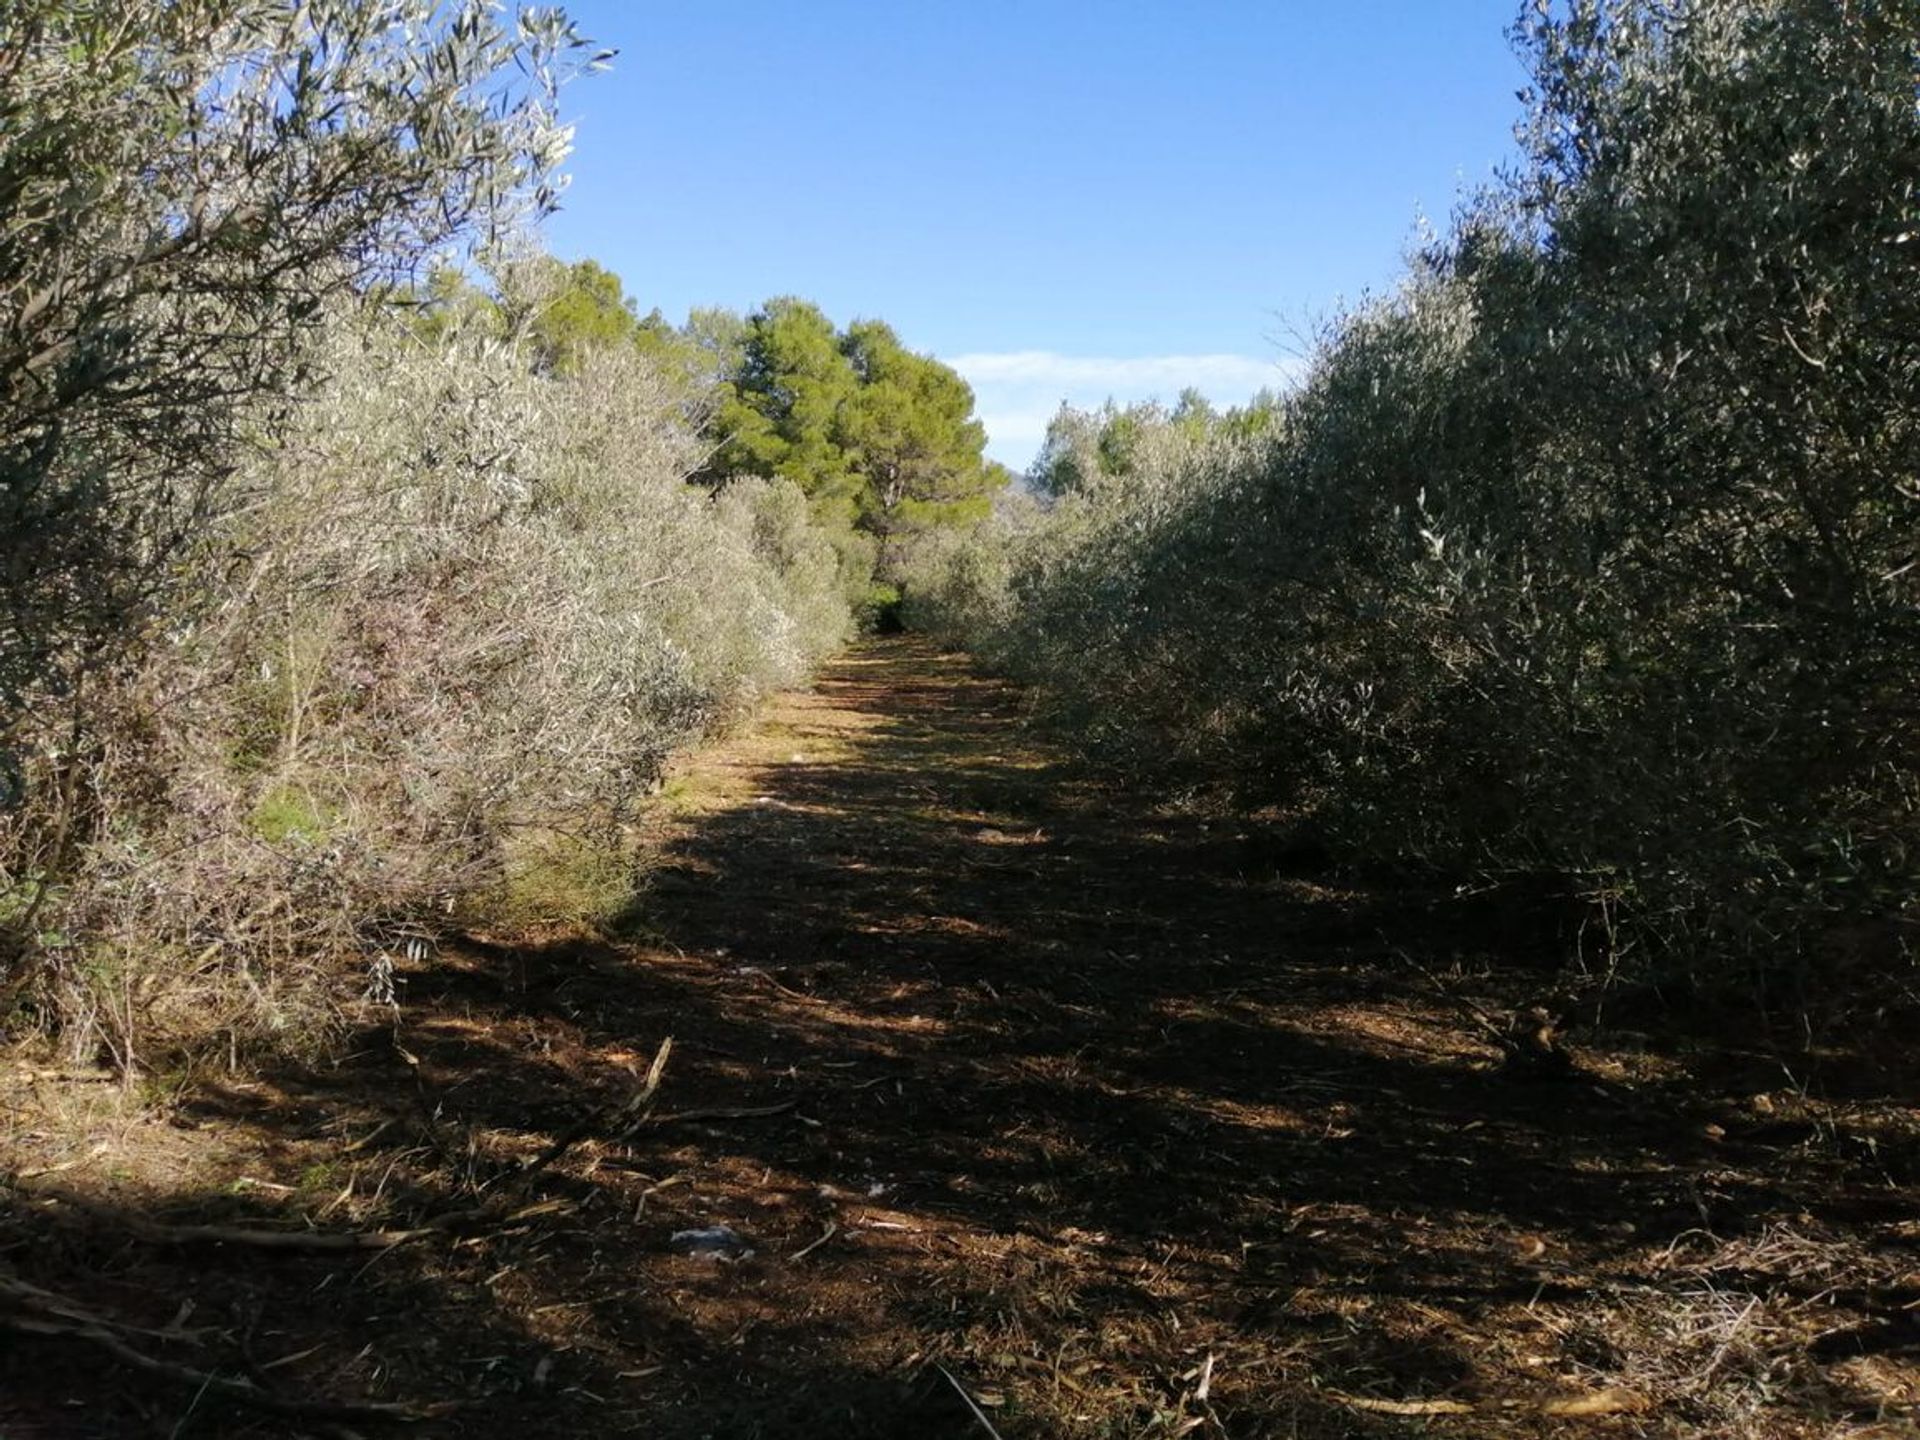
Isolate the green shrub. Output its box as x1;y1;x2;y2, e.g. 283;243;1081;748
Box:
250;788;338;847
919;0;1920;1007
859;583;906;633
459;829;641;936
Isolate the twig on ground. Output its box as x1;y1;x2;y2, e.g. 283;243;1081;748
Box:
649;1100;796;1127
789;1221;838;1261
25;1186;469;1251
342;1119;396;1154
1329;1388;1648;1418
1334;1394;1473;1416
935;1363;1007;1440
512;1035;673;1185
11;1140;110;1180
736;967;821;1002
2;1314;452;1422
1537;1389;1651;1417
2;1275;208;1341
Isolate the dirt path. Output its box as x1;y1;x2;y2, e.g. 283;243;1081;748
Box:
4;639;1916;1437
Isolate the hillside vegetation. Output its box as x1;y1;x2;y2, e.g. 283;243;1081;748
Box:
912;0;1920;1016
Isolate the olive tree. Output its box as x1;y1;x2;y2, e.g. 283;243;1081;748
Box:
0;0;602;788
921;0;1920;1005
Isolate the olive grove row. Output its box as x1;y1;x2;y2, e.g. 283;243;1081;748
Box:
912;0;1920;1005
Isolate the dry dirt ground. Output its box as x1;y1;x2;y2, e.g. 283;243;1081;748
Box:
2;638;1918;1438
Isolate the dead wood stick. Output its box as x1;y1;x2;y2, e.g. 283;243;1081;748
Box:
93;1215;441;1252
646;1100;796;1127
25;1186;470;1252
513;1035;673;1186
788;1220;838;1261
1396;950;1512;1044
0;1275;208;1341
9;1140;111;1182
2;1315;452;1422
1333;1394;1474;1416
15;1035;784;1260
1536;1389;1650;1417
1330;1388;1647;1418
10;1068;116;1084
736;967;820;1002
935;1362;1007;1440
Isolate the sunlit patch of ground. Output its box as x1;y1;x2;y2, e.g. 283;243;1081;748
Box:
4;637;1917;1438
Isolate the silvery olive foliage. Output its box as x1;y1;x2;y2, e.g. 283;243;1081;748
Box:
0;0;602;787
14;307;850;1064
916;0;1920;998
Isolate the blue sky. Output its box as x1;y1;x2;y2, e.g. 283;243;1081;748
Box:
543;3;1532;466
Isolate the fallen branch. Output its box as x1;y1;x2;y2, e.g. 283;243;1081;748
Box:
512;1035;673;1186
1;1275;208;1341
10;1069;116;1084
2;1314;452;1423
1333;1394;1473;1416
935;1362;1007;1440
1537;1389;1652;1417
735;966;822;1002
649;1100;796;1127
25;1186;469;1252
1330;1388;1648;1418
10;1140;111;1182
789;1221;838;1261
511;1044;797;1184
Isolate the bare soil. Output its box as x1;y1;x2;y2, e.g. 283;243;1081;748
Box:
3;638;1918;1437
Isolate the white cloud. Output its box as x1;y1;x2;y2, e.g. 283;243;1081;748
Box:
948;351;1283;390
943;350;1299;469
970;404;1063;455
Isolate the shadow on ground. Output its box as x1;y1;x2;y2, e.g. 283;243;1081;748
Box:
3;638;1916;1438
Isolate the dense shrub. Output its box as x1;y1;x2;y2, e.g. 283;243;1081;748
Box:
913;0;1920;1001
0;1;595;785
0;4;868;1068
3;313;849;1065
